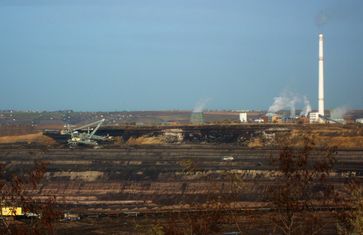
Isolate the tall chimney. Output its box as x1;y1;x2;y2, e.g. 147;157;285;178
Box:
318;33;325;119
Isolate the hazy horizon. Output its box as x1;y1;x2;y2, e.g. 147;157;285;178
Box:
1;0;363;111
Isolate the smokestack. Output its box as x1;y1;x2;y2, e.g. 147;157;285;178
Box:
318;33;325;119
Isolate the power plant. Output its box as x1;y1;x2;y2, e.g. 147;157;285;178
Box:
265;33;332;124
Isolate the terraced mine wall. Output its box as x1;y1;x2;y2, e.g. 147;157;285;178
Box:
44;124;292;145
4;124;363;233
0;145;362;215
100;124;290;144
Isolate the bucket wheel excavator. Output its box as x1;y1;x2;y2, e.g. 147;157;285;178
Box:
63;119;112;147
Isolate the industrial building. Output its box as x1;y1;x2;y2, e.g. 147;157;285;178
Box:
309;112;320;124
239;113;247;123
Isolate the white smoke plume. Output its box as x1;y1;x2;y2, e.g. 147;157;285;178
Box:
300;96;312;117
268;92;299;118
315;4;358;29
316;10;329;28
192;98;211;113
330;106;350;119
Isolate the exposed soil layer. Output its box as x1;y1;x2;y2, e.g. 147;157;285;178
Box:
1;145;362;213
45;124;278;145
2;124;363;233
43;123;363;148
0;132;55;145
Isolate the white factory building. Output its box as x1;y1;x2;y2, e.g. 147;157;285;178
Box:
239;113;248;123
309;112;320;123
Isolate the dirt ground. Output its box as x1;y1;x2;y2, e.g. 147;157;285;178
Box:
1;124;363;149
288;126;363;148
0;132;55;145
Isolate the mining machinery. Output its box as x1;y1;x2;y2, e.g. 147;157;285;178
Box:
64;119;112;147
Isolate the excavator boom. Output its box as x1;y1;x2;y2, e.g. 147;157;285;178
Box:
73;119;105;131
65;119;108;147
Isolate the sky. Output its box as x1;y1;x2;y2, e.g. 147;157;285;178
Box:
0;0;363;111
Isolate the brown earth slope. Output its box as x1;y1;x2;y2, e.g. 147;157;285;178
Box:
0;132;55;145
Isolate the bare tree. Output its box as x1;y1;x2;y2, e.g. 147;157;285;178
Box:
266;133;339;235
337;180;363;235
0;159;59;234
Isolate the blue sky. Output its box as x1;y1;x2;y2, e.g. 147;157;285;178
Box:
0;0;362;111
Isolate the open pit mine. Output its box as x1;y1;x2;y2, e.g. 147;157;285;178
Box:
1;122;363;234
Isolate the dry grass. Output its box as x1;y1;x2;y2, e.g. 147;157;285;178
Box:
52;171;104;182
248;138;263;148
126;136;165;145
0;132;55;145
315;136;363;148
289;128;363;148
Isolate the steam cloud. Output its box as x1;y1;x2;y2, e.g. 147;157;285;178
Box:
268;92;299;118
192;98;211;113
268;92;312;118
316;10;328;28
300;96;312;117
315;3;357;29
330;106;350;119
